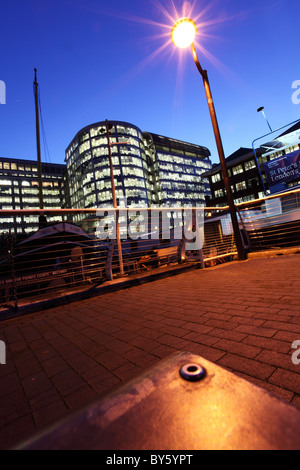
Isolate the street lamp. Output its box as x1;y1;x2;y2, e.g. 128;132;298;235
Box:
171;17;246;260
257;107;273;132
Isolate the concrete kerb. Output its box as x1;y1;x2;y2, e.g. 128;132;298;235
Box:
248;246;300;259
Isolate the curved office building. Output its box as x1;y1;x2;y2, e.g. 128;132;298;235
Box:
66;121;151;208
65;120;212;209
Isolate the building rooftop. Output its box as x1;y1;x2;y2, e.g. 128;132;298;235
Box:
202;147;261;177
147;132;211;158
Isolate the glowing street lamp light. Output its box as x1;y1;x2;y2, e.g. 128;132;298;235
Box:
171;18;197;49
171;17;246;261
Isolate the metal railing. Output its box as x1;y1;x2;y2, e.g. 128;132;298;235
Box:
236;188;300;251
0;189;299;309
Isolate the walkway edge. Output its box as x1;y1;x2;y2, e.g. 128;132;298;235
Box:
0;262;202;321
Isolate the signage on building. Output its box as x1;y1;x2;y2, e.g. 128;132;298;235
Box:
263;150;300;187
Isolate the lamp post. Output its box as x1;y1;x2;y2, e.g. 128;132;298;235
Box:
257;107;273;132
171;17;246;260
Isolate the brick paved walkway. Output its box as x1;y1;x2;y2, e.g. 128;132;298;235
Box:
0;254;300;449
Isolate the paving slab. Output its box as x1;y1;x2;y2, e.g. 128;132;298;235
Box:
0;254;300;449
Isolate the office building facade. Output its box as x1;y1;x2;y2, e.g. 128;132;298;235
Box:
0;120;212;236
65;120;212;210
65;121;151;208
0;157;66;235
203;121;300;207
143;132;211;207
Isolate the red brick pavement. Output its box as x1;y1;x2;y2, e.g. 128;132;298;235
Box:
0;254;300;449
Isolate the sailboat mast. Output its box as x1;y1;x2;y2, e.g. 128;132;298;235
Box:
34;68;44;210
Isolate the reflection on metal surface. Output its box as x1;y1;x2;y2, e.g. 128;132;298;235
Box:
16;352;300;450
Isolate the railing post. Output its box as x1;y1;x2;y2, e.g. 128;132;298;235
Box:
106;239;115;281
177;236;186;264
236;206;251;252
7;230;18;310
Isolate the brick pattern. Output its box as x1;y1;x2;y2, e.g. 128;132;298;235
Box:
0;255;300;449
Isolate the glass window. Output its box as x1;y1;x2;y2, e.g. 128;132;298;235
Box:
248;178;259;188
235;181;247;191
258;155;268;165
244;160;256;171
214;189;224;197
79;132;90;142
124;177;146;188
91;136;107;147
93;147;109;158
79;141;90;153
117;126;138;137
232;164;243;175
185;151;197;157
212;173;221;183
170;147;184;155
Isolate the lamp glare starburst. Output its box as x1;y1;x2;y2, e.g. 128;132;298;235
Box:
171;17;197;49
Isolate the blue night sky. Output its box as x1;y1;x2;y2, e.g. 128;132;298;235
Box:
0;0;299;165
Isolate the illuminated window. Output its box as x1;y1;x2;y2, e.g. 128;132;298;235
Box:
117;126;138;137
211;173;221;183
93;147;109;158
185;151;197;157
91;136;107;147
232;165;243;175
123;167;144;178
258;155;268;165
214;189;224;198
244;160;256;171
90;126;108;138
79;141;90;154
235;181;247;191
22;197;39;203
0;196;13;203
21;188;39;195
124;178;146;188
